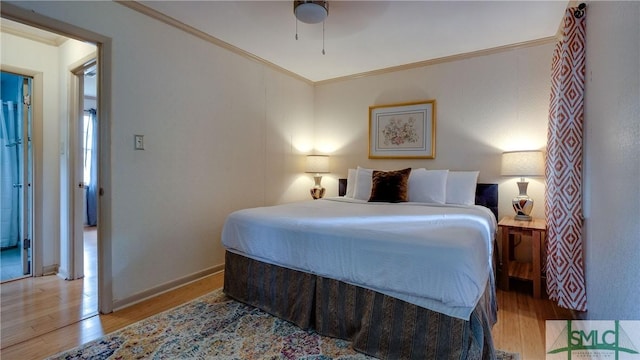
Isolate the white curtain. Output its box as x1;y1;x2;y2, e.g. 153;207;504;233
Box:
1;100;21;248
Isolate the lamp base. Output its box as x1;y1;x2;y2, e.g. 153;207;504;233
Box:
514;213;533;221
310;187;325;200
512;195;534;221
309;174;325;199
511;180;534;221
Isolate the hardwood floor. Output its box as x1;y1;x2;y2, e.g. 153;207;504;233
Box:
1;227;99;349
1;270;574;360
0;272;223;360
492;281;576;359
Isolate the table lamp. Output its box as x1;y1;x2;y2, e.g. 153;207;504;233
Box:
501;150;545;221
306;155;329;199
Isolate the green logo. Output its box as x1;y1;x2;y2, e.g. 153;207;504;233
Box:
547;320;639;359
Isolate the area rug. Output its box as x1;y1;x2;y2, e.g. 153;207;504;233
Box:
48;289;519;360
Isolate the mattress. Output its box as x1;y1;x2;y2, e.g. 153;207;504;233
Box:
221;197;497;320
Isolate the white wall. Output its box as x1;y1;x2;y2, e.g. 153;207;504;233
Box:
583;2;640;319
7;1;315;305
315;43;554;221
1;31;61;271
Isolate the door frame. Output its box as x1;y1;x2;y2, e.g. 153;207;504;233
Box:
1;3;114;314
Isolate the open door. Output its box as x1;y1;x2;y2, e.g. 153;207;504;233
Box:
1;71;33;281
66;60;97;280
2;1;113;313
20;76;33;276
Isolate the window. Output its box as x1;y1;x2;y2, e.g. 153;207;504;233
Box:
83;112;93;185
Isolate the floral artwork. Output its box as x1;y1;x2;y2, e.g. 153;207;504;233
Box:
369;100;436;159
381;117;419;146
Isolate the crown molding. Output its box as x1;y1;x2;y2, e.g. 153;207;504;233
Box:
1;23;68;47
314;36;557;86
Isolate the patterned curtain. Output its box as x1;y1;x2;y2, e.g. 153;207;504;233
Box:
545;5;587;311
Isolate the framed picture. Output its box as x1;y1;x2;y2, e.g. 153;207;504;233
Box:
369;100;436;159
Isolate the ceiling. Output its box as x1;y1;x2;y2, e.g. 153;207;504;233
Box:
1;1;569;83
139;1;569;83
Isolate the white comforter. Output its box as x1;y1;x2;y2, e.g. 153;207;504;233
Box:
221;197;497;320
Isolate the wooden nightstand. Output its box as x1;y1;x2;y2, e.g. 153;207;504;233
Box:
499;216;547;298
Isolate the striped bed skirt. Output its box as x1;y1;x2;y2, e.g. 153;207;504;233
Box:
224;251;497;360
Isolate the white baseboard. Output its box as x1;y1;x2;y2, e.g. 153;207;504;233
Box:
41;264;59;276
112;264;224;311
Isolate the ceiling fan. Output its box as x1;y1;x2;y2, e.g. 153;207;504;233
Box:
293;1;329;54
293;1;329;24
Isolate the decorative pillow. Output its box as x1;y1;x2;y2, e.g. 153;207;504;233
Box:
368;168;412;203
353;166;374;201
408;169;449;204
446;171;480;205
344;168;356;198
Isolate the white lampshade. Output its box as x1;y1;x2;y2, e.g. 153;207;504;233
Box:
294;1;328;24
306;155;329;174
501;151;545;177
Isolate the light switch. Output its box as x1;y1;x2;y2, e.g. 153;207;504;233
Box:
134;135;144;150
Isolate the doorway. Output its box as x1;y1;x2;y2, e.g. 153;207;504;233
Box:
2;0;113;315
1;14;99;303
0;71;32;282
0;18;104;344
1;25;98;287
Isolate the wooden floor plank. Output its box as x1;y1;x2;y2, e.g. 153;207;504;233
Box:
493;289;523;355
517;291;544;359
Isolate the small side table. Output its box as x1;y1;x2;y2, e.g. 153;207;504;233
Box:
499;216;547;298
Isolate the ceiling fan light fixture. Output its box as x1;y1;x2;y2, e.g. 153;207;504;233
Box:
294;1;328;24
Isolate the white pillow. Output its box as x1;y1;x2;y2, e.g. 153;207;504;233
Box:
408;169;449;204
345;168;356;198
446;171;479;205
353;166;374;201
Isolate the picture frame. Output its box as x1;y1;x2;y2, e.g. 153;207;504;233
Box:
369;100;436;159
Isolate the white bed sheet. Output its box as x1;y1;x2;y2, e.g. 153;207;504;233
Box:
221;197;497;320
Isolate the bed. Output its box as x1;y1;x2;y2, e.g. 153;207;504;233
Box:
222;168;498;359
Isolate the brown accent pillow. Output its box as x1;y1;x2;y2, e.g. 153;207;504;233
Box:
368;168;412;203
